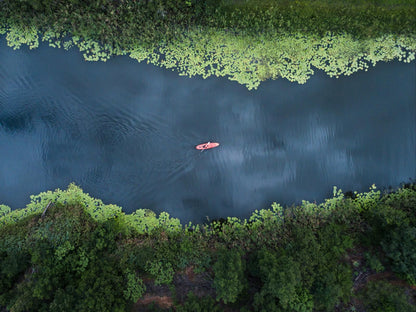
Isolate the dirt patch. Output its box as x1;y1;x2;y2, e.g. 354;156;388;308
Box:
133;295;174;310
173;266;215;303
132;266;215;311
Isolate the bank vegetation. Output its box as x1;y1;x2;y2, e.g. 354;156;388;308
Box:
1;183;415;311
1;0;415;89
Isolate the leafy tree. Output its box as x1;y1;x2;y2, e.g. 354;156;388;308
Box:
254;249;314;312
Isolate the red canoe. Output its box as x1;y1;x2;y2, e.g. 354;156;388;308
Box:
195;142;220;150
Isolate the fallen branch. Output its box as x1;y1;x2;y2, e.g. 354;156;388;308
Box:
41;201;52;219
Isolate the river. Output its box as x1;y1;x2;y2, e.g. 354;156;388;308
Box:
0;41;415;222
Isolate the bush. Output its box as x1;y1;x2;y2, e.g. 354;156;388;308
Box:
382;225;416;285
360;202;410;247
212;248;246;304
250;249;313;312
358;280;416;312
145;260;175;286
175;292;221;312
0;204;146;311
364;252;385;273
123;270;146;302
383;186;416;226
249;221;353;311
0;204;11;217
0;236;30;307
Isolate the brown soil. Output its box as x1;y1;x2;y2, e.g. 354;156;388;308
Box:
132;265;215;311
133;295;173;310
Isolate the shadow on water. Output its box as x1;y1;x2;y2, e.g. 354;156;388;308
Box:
0;40;415;223
0;111;34;133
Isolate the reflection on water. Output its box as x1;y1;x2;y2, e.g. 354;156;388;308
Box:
0;41;415;222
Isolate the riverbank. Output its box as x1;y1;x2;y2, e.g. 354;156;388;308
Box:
1;0;415;45
1;0;415;89
1;184;415;311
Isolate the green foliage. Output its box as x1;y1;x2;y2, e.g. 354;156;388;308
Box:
0;183;120;226
1;0;415;89
212;248;246;304
308;224;353;310
381;225;416;285
0;204;11;217
358;187;416;286
382;185;416;225
0;234;30;307
360;189;411;248
145;260;175;286
0;184;415;311
123;270;146;302
364;252;385;273
253;250;311;312
121;209;182;236
5;24;39;50
0;203;146;311
0;184;182;236
249;202;284;231
176;292;221;312
140;30;415;89
354;184;382;212
247;216;353;311
358;280;416;312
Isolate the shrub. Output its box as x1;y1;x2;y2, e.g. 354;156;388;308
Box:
382;186;416;226
145;260;175;286
123;270;146;302
176;292;221;312
251;249;313;312
0;204;11;217
0;236;30;307
381;225;416;285
358;280;416;312
364;252;385;273
0;203;146;311
212;248;246;304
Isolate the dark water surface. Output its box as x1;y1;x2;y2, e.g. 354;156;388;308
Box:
1;41;415;222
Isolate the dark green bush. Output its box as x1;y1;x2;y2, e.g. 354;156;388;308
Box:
251;249;313;312
364;252;386;273
175;292;221;312
247;220;353;311
358;280;416;312
212;248;247;304
0;204;145;312
360;202;410;247
381;225;416;285
0;217;32;308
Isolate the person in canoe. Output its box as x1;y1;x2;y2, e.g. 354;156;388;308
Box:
195;141;219;150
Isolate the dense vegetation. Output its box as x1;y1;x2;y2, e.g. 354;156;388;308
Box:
1;183;415;311
1;0;415;88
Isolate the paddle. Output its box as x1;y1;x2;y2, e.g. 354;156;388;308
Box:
200;141;211;152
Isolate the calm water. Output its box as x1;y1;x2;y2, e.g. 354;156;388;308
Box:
0;41;415;222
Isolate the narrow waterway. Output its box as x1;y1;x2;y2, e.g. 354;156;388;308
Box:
0;41;415;222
